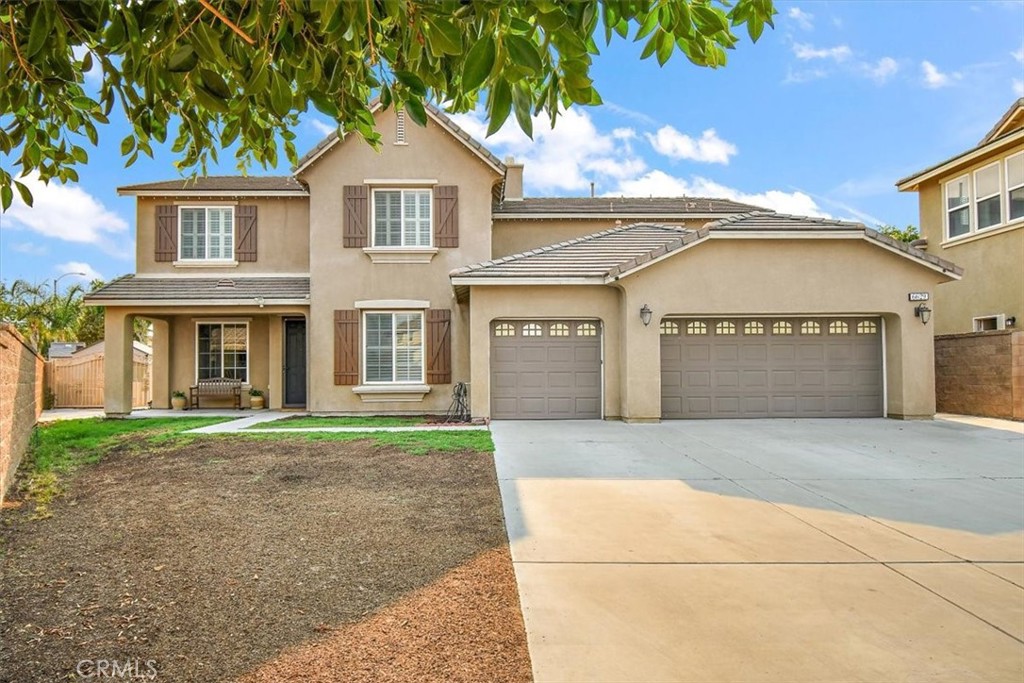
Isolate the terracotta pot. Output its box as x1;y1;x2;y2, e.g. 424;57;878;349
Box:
171;396;187;410
250;395;265;410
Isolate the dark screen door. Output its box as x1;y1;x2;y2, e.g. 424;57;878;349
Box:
284;319;307;407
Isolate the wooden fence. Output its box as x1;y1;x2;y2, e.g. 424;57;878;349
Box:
46;354;151;408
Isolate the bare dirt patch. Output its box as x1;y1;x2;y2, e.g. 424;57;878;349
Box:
0;436;529;682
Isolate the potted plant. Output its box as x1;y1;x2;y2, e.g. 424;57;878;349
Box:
171;390;187;410
249;388;265;410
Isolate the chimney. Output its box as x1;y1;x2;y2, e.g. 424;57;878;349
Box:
503;156;524;201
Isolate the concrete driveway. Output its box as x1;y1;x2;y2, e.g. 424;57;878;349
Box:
492;418;1024;683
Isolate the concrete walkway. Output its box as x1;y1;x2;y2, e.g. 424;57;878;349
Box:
493;418;1024;683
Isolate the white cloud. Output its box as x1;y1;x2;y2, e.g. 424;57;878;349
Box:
788;7;814;31
71;45;102;86
603;102;658;126
54;261;104;283
3;174;129;250
921;60;960;89
793;43;851;62
1013;46;1024;64
11;241;48;255
608;171;829;217
862;57;899;84
645;126;737;165
783;67;828;84
306;117;336;138
1014;79;1024;97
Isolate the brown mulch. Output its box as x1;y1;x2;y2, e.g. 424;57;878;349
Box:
0;436;531;682
240;546;531;683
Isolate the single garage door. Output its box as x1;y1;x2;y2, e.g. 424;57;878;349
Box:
661;317;883;418
491;320;602;419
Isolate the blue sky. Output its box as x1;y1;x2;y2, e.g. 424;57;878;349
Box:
1;0;1022;289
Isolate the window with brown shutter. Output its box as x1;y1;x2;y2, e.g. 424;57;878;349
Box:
343;185;368;247
426;308;452;384
154;205;178;261
235;205;258;262
334;310;360;385
433;185;459;248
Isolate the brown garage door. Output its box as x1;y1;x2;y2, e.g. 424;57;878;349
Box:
491;320;602;419
661;317;883;418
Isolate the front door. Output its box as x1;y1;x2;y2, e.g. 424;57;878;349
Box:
283;319;307;407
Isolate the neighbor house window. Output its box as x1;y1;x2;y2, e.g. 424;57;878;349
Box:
364;312;423;383
180;207;234;260
197;322;248;381
1008;152;1024;222
945;176;971;239
373;189;431;247
974;163;1001;230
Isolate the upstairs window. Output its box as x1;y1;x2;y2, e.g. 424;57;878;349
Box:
373;189;431;247
1008;152;1024;222
975;163;1001;230
180;207;234;260
945;176;970;239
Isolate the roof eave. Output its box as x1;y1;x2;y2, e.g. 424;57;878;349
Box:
82;297;312;307
491;212;752;220
895;128;1024;191
116;189;309;197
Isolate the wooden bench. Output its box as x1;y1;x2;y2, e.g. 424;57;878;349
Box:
190;378;243;410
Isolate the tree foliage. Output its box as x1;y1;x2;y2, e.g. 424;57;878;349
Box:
878;224;921;243
0;0;776;208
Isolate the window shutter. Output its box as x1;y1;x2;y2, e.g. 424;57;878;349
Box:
426;308;452;384
433;185;459;248
155;205;178;261
343;185;368;247
334;310;360;385
235;205;258;262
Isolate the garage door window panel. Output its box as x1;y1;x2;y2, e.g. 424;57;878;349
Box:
364;312;423;383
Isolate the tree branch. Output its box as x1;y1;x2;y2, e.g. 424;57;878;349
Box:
197;0;255;45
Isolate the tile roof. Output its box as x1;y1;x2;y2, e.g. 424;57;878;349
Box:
118;176;308;194
492;196;767;216
450;224;707;280
294;101;506;174
84;276;311;304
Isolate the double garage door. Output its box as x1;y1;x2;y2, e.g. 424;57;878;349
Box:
661;317;883;418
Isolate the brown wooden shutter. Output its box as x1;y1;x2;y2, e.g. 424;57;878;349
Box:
154;205;178;261
334;310;360;385
426;308;452;384
433;185;459;248
343;185;368;247
235;205;258;262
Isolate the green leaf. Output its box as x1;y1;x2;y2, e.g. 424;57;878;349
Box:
26;3;50;57
425;17;462;56
462;35;496;91
511;85;533;139
120;135;135;155
404;98;427;127
486;79;512;137
13;180;32;207
505;35;542;74
168;44;198;73
198;69;231;99
656;31;674;66
394;70;426;97
269;72;291;118
2;184;14;211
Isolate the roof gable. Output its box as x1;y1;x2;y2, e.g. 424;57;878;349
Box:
980;97;1024;145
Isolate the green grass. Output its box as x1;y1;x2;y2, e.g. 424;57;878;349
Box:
246;415;431;429
227;429;495;455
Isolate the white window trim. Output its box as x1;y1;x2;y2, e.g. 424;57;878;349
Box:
194;321;250;384
178;205;236;262
973;314;1007;332
1007;152;1024;224
944;174;971;242
361;310;425;385
974;161;1002;231
370;188;433;248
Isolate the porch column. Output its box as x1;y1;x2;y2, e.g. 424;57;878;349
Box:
883;313;936;419
618;288;662;423
150;318;170;409
268;315;283;410
104;308;135;416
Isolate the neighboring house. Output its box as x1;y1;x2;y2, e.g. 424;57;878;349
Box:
86;104;961;421
896;99;1024;420
47;341;86;359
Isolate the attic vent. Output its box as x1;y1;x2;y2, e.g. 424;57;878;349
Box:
216;279;236;288
396;109;406;144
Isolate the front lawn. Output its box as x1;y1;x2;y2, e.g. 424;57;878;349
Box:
0;419;529;682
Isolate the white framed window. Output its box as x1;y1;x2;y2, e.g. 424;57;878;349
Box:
372;189;431;247
945;175;971;239
974;162;1001;230
180;206;234;260
1007;152;1024;223
196;322;248;382
364;311;423;383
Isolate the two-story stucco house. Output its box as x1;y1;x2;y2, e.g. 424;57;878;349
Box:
87;104;962;421
896;98;1024;420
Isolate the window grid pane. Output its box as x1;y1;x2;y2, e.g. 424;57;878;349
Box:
394;313;423;382
365;313;394;382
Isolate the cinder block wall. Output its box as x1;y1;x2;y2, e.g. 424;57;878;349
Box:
1;324;45;505
935;330;1024;421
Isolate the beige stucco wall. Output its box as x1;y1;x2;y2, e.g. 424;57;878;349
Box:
466;237;954;421
915;140;1024;335
493;217;708;259
299;107;501;413
135;196;310;275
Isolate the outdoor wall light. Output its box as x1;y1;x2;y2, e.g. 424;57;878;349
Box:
914;303;931;325
1007;316;1017;327
254;296;266;309
640;304;653;326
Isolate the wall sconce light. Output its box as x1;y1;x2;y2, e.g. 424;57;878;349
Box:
254;296;266;309
914;303;931;325
640;304;653;326
1007;316;1017;327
